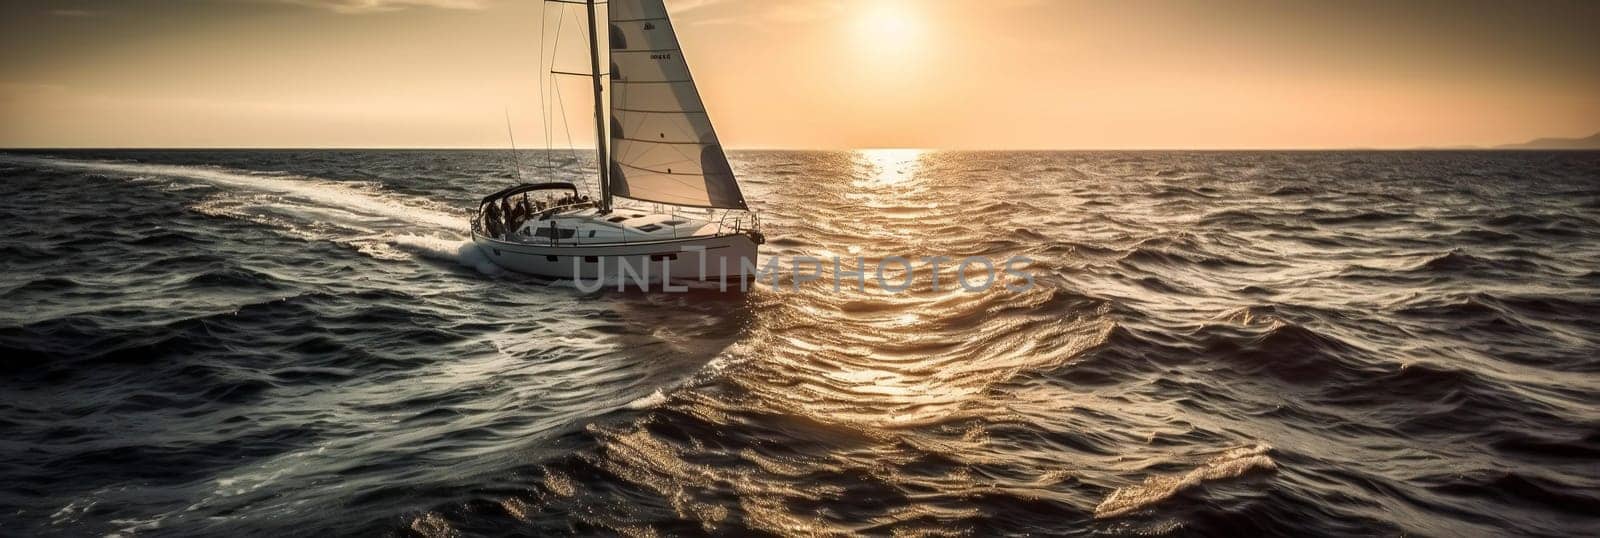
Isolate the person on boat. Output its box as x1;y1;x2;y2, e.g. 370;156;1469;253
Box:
502;197;518;235
517;197;532;223
483;203;504;238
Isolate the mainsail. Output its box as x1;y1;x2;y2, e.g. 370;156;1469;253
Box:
606;0;747;210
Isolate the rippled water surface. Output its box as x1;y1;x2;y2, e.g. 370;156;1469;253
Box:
3;149;1599;536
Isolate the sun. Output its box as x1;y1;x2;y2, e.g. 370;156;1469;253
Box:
868;9;916;44
854;1;924;58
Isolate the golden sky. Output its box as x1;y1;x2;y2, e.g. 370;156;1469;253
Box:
1;0;1596;149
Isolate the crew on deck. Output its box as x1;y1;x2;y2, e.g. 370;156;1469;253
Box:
481;189;600;240
517;195;533;226
502;197;520;236
483;203;504;238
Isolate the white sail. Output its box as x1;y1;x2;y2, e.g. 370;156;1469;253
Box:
607;0;747;209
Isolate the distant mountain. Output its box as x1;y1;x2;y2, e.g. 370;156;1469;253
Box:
1498;131;1600;149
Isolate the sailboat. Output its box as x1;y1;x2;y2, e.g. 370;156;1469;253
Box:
471;0;763;284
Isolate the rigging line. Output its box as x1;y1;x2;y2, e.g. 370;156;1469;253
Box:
504;107;526;180
544;10;558;167
551;7;581;180
539;1;550;168
553;73;580;190
542;73;554;169
559;25;572;166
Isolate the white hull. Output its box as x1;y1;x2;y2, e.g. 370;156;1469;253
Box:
472;231;760;283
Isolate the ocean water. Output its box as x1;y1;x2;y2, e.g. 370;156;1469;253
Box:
2;149;1598;536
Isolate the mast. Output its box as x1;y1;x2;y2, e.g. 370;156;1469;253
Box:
584;0;612;212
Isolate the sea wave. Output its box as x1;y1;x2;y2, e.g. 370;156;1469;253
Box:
2;149;1598;536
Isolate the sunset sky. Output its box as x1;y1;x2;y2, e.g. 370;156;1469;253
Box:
1;0;1596;149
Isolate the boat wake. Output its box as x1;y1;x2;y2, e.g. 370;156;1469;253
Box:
2;155;496;272
390;234;503;275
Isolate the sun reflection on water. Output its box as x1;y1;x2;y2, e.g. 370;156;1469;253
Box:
853;148;927;187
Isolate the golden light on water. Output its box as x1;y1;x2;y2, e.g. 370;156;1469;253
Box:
853;148;927;187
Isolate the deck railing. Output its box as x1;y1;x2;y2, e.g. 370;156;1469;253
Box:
716;211;761;237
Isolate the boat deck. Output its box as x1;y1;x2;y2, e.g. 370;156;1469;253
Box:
505;207;720;245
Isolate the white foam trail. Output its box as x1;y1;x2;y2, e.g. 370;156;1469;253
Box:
1094;444;1277;519
4;155;464;231
5;155;507;270
390;234;502;275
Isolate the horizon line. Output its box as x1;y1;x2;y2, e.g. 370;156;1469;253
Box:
5;145;1596;152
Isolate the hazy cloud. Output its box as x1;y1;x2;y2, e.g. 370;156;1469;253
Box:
256;0;490;14
49;9;104;17
671;0;1038;26
663;0;721;14
671;0;846;26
